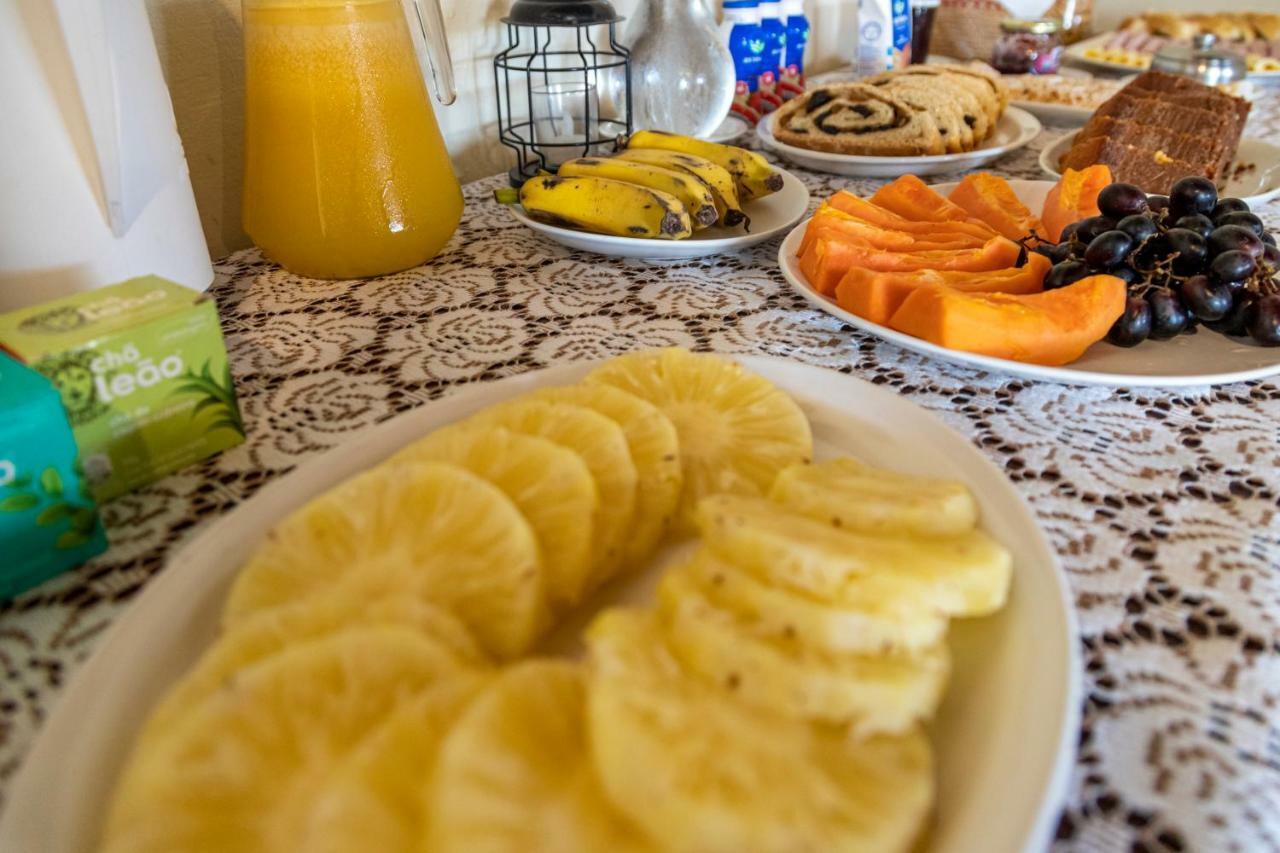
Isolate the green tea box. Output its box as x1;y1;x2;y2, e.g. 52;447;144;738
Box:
0;352;108;597
0;277;244;502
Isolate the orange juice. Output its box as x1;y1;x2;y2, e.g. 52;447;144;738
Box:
242;0;463;279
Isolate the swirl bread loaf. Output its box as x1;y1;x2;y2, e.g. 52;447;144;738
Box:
773;69;1006;157
771;84;945;156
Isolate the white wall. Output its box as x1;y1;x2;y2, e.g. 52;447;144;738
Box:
144;0;1243;257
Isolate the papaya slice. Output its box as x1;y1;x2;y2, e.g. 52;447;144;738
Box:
799;235;1025;296
946;173;1045;242
834;253;1050;326
798;206;986;257
887;274;1126;366
826;191;997;241
870;176;991;228
1041;165;1112;242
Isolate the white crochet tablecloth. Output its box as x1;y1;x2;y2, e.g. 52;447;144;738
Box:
1;86;1278;853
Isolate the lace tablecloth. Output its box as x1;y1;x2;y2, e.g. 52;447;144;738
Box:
3;91;1279;851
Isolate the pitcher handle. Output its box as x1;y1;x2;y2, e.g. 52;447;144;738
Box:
409;0;456;105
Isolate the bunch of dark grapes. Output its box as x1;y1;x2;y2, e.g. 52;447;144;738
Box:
1034;177;1280;347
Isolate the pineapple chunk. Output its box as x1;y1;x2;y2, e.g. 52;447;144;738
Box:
586;609;934;853
771;457;978;538
698;494;1012;616
658;568;950;735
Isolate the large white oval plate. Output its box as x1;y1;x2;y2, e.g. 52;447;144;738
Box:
782;179;1280;387
507;167;810;260
0;357;1079;853
757;106;1042;178
1040;134;1280;208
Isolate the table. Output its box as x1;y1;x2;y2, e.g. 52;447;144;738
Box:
3;88;1279;852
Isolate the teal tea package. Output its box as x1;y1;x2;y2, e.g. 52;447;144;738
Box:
0;352;108;597
0;277;244;502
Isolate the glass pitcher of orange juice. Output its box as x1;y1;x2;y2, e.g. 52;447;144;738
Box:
242;0;463;279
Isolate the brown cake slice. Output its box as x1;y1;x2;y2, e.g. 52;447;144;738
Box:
1061;137;1212;192
1073;117;1233;177
1119;72;1251;141
1091;94;1232;135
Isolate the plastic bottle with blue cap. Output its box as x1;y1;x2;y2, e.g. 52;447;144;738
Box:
721;0;767;122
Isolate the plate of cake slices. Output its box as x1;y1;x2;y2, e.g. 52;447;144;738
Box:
757;67;1041;178
1039;70;1280;207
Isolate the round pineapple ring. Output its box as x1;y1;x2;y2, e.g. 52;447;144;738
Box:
468;399;639;588
392;425;601;610
658;567;951;737
681;551;950;656
101;628;484;853
586;348;813;533
585;609;935;853
429;660;649;852
223;461;547;660
139;586;484;746
521;384;682;570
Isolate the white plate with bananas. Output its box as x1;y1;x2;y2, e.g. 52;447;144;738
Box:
507;131;812;260
4;351;1079;853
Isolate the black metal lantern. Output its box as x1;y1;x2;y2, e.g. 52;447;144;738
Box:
494;0;632;185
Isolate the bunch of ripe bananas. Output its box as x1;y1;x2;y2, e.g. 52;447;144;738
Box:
515;130;784;240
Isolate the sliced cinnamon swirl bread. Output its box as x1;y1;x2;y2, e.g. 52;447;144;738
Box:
772;84;945;157
863;75;983;152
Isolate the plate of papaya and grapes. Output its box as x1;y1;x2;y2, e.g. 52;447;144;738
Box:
779;169;1280;387
499;130;811;261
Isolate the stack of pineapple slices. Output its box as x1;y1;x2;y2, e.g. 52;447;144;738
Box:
584;459;1011;852
100;348;1013;853
517;130;785;241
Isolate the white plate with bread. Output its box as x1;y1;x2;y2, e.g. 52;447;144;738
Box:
757;67;1041;178
759;107;1040;178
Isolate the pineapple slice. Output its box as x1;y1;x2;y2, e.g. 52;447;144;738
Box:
657;568;950;735
224;461;546;659
586;609;934;853
470;399;638;590
524;384;681;570
308;671;492;853
770;457;979;537
585;349;811;533
681;550;948;655
698;494;1012;616
393;425;600;608
102;628;477;853
142;586;485;744
429;660;649;853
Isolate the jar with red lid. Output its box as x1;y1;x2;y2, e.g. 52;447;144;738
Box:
991;18;1062;75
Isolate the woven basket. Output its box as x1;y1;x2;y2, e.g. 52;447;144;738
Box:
929;0;1093;63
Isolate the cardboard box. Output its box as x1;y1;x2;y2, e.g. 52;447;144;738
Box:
0;352;108;597
0;277;244;502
